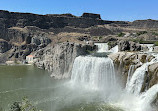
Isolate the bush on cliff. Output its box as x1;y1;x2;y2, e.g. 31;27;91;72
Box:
154;41;158;46
136;31;147;36
118;32;125;37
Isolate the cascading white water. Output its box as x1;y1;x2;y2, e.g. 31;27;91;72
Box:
146;44;154;52
126;54;158;95
94;43;109;52
126;65;135;88
71;56;116;91
69;43;158;111
141;44;154;52
126;63;148;95
140;84;158;111
109;45;118;53
94;43;118;53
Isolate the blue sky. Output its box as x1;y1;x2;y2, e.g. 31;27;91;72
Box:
0;0;158;21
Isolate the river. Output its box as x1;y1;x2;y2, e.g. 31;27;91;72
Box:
0;65;123;111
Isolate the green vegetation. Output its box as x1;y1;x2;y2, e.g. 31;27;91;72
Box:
139;40;155;44
118;32;125;37
154;41;158;46
99;36;103;40
108;41;117;49
136;31;147;36
130;38;158;46
130;38;143;43
86;50;95;54
10;97;42;111
152;32;158;36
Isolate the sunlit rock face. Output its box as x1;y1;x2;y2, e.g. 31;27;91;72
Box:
108;52;154;88
148;62;158;89
34;42;96;79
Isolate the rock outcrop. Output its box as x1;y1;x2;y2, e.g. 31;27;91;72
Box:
148;63;158;89
131;19;158;29
109;52;154;87
0;39;11;53
34;42;96;79
81;13;101;19
118;40;141;51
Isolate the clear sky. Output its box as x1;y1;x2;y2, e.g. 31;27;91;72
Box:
0;0;158;21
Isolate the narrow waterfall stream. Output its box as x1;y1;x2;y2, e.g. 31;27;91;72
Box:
126;54;158;95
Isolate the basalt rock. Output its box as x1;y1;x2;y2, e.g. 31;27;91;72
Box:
34;42;96;79
81;13;101;19
148;62;158;89
108;52;154;87
0;39;11;53
118;40;141;51
131;19;158;28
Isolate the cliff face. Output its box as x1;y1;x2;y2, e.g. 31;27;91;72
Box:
0;10;123;30
34;42;96;79
131;19;158;29
109;52;154;87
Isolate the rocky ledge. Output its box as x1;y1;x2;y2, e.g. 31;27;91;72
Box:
108;52;154;88
34;42;96;79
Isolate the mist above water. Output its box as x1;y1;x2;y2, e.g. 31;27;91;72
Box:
68;43;158;111
0;43;158;111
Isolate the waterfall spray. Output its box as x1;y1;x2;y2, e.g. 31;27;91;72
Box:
70;56;116;91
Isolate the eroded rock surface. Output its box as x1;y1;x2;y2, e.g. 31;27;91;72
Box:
34;42;96;79
118;40;141;51
109;52;154;87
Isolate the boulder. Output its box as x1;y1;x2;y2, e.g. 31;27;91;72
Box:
31;36;51;46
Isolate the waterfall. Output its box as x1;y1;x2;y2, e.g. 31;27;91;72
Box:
94;43;109;52
146;44;154;52
126;62;152;95
141;84;158;105
126;65;135;88
126;55;158;95
94;43;118;53
141;44;154;52
109;45;118;53
70;56;116;91
140;84;158;111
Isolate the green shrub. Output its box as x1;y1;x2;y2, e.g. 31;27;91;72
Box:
154;41;158;46
136;31;147;36
152;32;158;36
130;38;142;43
139;40;155;44
99;36;103;39
10;97;42;111
118;32;125;37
